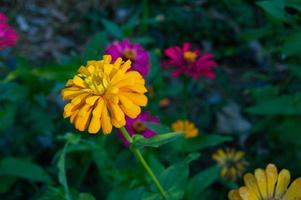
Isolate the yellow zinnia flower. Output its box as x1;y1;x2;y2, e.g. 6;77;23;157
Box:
228;163;301;200
212;148;247;181
61;55;148;134
171;119;199;138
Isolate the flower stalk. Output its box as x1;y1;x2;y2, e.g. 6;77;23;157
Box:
119;127;168;199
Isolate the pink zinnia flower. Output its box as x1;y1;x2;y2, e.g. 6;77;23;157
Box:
162;42;217;79
0;12;18;50
118;112;159;147
105;39;149;76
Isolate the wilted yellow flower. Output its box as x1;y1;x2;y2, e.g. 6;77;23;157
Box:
212;148;247;181
171;120;198;138
228;163;301;200
61;55;148;134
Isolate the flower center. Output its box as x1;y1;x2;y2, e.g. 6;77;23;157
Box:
133;120;146;133
83;70;110;95
183;51;197;63
123;49;136;61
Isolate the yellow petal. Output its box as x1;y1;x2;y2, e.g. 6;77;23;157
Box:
61;88;84;100
221;167;228;177
234;151;245;161
101;103;112;134
113;57;123;68
88;98;104;134
283;177;301;200
128;84;147;93
121;104;141;119
109;103;124;123
103;54;112;64
239;187;259;200
266;164;278;198
70;109;79;124
92;98;104;118
243;173;262;199
78;104;91;117
75;107;92;131
86;96;99;106
77;66;90;76
73;76;86;88
275;169;291;199
63;103;75;118
122;92;148;106
88;114;101;134
255;169;268;199
228;189;242;200
119;94;135;109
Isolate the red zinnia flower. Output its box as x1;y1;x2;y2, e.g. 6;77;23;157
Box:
0;12;18;50
162;42;217;79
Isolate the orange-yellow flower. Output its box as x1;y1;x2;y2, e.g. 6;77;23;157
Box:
171;119;199;138
212;148;247;181
228;163;301;200
61;55;148;134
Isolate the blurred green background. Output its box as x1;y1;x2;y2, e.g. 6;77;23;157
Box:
1;0;301;199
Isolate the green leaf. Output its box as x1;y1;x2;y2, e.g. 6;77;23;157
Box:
38;186;65;200
79;193;96;200
58;132;81;144
274;118;301;145
176;134;232;152
82;32;108;61
246;92;301;115
286;0;301;11
0;176;16;194
102;19;123;39
32;64;77;81
0;157;52;183
159;154;199;200
133;131;183;148
248;86;279;103
240;27;271;42
282;32;301;56
256;0;286;21
288;65;301;80
57;143;72;200
144;122;171;133
185;166;220;199
108;187;144;200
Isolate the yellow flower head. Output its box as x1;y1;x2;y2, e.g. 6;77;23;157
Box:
171;119;199;138
228;163;301;200
212;148;247;181
61;55;148;134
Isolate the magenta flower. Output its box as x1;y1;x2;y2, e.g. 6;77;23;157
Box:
105;39;149;76
162;42;217;79
0;12;18;50
118;112;159;147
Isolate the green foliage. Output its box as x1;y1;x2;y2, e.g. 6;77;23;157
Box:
133;131;183;148
185;166;220;200
0;157;52;183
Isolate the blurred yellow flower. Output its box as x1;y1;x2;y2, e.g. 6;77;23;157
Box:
61;55;148;134
212;148;247;181
228;163;301;200
171;120;198;138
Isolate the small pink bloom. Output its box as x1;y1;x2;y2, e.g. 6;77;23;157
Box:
162;42;217;79
117;112;159;147
105;39;150;76
0;12;18;50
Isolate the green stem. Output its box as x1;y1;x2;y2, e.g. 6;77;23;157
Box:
119;127;168;199
183;76;188;121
